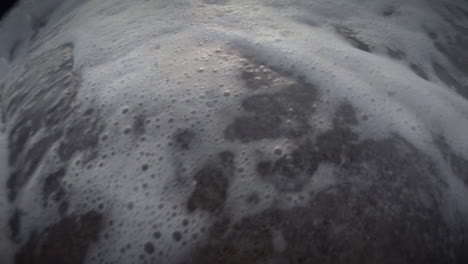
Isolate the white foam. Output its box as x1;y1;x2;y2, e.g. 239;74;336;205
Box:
1;0;468;263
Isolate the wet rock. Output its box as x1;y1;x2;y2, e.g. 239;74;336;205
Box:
410;64;429;81
430;9;468;76
225;60;318;143
188;95;467;263
8;209;23;242
132;114;146;136
57;109;104;164
174;129;196;150
187;166;228;213
187;133;465;264
42;168;67;206
382;6;397;17
7;132;63;201
15;211;103;264
433;34;468;76
187;152;234;213
256;141;320;192
3;44;78;201
432;61;468;99
334;102;359;126
386;47;406;60
335;25;371;52
253;103;359;192
2;43;105;201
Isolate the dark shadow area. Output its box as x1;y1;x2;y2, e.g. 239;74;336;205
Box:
0;0;19;20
